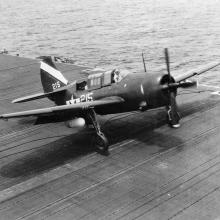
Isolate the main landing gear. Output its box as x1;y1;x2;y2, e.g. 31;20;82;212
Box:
87;109;109;156
166;105;181;128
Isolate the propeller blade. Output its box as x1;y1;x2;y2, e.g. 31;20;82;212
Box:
163;48;180;128
178;80;197;88
142;51;147;73
162;80;197;90
164;48;171;83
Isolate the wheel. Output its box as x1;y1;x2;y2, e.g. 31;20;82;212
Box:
166;113;180;128
92;133;109;156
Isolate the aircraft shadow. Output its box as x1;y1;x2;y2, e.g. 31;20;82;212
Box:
0;132;95;178
104;96;219;144
1;96;219;178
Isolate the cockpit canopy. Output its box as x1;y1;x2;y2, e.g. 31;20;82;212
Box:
76;68;130;91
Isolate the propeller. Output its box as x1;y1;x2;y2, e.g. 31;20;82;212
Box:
164;48;180;128
163;48;197;90
165;48;171;82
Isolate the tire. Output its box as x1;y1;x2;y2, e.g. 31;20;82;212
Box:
92;133;109;156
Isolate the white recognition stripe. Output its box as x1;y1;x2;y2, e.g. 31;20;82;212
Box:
41;62;68;85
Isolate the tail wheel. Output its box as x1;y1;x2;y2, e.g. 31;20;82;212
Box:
92;133;109;156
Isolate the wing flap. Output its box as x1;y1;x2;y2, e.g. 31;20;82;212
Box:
175;61;220;82
1;97;124;119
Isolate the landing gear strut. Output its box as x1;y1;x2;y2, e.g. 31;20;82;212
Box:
87;109;109;155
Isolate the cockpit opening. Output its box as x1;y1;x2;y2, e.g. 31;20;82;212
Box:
76;80;87;91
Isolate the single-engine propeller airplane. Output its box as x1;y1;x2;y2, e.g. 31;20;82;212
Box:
0;49;219;155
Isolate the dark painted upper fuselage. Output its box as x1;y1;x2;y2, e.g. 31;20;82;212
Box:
59;71;171;115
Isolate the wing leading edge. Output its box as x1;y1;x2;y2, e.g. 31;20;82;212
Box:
0;97;124;119
175;61;220;82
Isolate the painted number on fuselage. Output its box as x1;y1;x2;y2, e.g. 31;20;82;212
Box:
52;81;61;90
66;93;93;105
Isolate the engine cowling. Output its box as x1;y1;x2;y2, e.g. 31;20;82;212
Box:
143;73;177;108
65;118;85;128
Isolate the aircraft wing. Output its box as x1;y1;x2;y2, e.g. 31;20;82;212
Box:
0;96;124;119
175;61;220;82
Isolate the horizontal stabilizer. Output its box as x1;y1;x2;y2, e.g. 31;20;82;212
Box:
12;82;76;103
12;93;46;103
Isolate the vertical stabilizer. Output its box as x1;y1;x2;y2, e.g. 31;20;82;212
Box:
40;57;68;93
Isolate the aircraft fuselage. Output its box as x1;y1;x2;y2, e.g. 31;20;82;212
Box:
62;71;171;115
